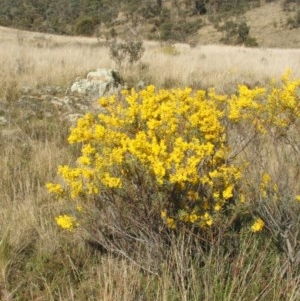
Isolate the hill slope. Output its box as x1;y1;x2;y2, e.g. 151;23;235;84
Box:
197;1;300;48
0;0;299;48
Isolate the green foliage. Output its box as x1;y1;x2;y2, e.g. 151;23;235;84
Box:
219;20;258;46
75;16;95;36
211;0;260;14
160;7;171;22
109;27;117;38
159;19;201;42
219;20;239;44
159;22;173;40
109;39;145;67
244;36;258;47
237;21;250;43
195;0;207;15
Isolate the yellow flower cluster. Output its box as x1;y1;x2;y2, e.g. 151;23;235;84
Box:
258;172;279;199
55;214;78;231
228;70;300;134
46;183;64;197
251;218;265;232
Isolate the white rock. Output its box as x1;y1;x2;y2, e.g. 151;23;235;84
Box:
70;69;123;100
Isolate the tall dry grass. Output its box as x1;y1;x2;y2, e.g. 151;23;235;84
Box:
1;26;300;96
144;42;300;91
0;26;299;300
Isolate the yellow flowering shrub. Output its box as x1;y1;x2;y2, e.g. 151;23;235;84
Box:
225;70;300;234
48;72;300;234
48;85;242;230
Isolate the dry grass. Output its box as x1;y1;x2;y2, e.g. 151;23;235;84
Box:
1;25;300;97
0;26;112;93
0;25;300;300
144;43;300;91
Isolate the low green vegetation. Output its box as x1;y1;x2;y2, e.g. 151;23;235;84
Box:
217;20;258;46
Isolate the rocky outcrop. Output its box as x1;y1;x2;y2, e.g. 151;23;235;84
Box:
70;69;124;100
0;69;127;132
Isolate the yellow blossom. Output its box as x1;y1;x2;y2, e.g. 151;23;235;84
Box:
77;155;91;165
99;97;109;107
251;218;264;232
161;210;167;218
187;190;199;201
214;203;222;211
76;205;83;212
166;217;176;229
55;215;77;230
189;214;199;223
240;194;245;203
202;212;213;227
101;173;122;188
261;173;271;185
46;183;64;196
222;185;233;200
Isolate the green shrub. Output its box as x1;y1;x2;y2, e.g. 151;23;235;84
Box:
219;20;238;44
109;39;145;67
159;20;201;42
195;0;207;15
219;20;256;46
75;16;95;36
244;36;258;47
237;21;250;43
159;22;173;41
